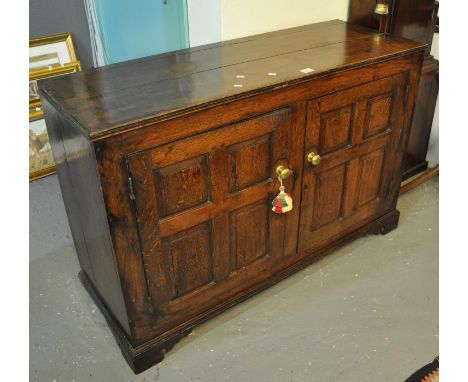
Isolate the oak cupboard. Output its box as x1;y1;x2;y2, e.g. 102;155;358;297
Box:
39;20;425;373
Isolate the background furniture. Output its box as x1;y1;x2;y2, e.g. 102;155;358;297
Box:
349;0;439;180
40;20;425;373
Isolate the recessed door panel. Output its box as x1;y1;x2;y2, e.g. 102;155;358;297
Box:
310;164;347;229
319;105;354;154
228;134;272;192
299;74;406;252
162;222;213;299
154;155;210;218
356;148;385;207
363;92;394;140
230;199;270;269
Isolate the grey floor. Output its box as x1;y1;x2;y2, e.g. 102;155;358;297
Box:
30;178;439;382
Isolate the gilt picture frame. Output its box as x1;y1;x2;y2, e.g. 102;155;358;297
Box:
29;61;82;122
29;33;78;71
29;33;81;181
29;119;55;181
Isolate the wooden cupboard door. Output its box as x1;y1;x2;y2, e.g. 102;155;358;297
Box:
299;74;406;252
126;108;300;322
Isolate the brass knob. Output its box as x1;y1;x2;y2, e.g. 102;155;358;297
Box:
307;152;321;166
276;165;293;179
374;3;389;15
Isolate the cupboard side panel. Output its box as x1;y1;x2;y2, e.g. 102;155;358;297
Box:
403;58;439;179
388;53;425;207
42;99;131;337
42;99;93;280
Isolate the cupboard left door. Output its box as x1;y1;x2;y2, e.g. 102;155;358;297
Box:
126;107;301;330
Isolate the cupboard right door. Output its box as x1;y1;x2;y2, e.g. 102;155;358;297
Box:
299;73;406;253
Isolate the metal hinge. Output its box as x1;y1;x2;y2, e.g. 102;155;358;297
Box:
128;176;136;201
404;84;410;107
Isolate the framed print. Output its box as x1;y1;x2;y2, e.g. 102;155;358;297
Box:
29;61;82;122
29;33;82;180
29;62;82;179
29;33;78;71
29;98;43;122
29;119;55;181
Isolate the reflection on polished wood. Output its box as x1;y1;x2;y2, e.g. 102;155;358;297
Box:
40;20;423;139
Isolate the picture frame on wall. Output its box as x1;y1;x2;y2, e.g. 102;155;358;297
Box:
29;61;82;122
29;33;81;181
29;33;78;71
29;119;55;181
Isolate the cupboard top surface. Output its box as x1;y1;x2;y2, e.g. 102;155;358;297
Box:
39;20;425;139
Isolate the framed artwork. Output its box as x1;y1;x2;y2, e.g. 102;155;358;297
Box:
29;119;54;181
29;33;82;180
29;33;78;71
29;61;82;122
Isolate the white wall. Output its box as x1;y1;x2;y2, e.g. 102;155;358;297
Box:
427;32;439;167
187;0;222;46
221;0;349;40
187;0;350;44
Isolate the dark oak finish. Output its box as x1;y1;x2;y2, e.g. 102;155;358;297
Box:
403;56;439;179
40;20;425;139
348;0;439;180
40;20;425;373
299;74;406;253
43;99;130;335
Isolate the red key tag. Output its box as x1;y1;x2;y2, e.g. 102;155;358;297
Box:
272;176;293;214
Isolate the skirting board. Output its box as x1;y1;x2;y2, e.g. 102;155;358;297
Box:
400;165;439;195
